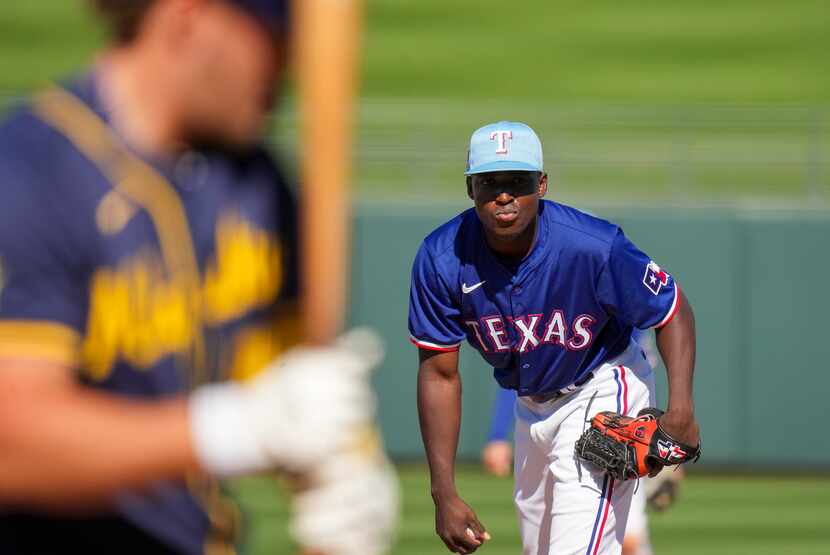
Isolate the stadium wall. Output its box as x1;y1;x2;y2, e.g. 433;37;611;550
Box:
349;203;830;468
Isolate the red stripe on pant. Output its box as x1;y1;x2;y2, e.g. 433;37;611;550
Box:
592;478;615;555
620;366;629;415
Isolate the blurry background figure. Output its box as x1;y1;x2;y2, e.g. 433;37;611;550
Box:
624;468;685;555
481;386;516;478
644;467;685;513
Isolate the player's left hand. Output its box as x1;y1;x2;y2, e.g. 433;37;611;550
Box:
657;409;699;447
575;408;701;480
650;409;699;477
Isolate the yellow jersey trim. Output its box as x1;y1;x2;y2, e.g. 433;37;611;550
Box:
0;320;81;366
33;86;208;385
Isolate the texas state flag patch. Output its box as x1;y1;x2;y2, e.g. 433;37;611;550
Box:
643;261;670;295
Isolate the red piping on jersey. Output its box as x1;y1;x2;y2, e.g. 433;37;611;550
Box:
655;284;681;329
409;336;460;352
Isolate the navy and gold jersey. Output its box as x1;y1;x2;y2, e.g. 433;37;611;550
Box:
0;72;299;554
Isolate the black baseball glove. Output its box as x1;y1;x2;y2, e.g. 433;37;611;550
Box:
575;408;701;481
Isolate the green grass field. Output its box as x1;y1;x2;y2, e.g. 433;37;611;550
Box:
2;1;829;102
2;1;829;204
228;465;830;555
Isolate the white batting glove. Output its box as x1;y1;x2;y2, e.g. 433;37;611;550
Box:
189;328;384;476
292;444;399;555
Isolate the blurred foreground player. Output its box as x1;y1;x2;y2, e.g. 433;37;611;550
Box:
0;1;396;554
410;122;700;554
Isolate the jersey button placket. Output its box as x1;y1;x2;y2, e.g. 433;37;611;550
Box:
512;277;528;382
508;285;522;387
512;276;524;306
507;280;521;345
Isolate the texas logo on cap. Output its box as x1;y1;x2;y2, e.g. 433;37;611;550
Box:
465;121;544;175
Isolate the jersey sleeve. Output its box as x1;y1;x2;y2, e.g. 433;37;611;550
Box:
487;387;517;442
0;155;85;366
408;243;465;352
597;229;680;329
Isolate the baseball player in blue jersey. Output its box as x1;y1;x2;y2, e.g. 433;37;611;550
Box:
0;2;395;554
409;122;700;554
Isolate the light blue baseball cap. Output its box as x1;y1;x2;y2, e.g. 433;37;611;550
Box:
465;121;543;175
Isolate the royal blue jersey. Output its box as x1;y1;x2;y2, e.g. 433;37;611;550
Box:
409;200;678;397
0;72;299;554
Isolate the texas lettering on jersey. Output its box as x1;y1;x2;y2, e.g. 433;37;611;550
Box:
409;200;680;396
465;311;595;353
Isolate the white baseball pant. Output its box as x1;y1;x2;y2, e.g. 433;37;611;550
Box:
513;340;656;555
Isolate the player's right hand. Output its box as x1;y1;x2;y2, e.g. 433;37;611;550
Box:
189;328;383;476
434;494;490;554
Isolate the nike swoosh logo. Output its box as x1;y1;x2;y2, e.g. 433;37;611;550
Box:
462;281;486;294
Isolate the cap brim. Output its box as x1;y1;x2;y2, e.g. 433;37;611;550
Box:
464;160;541;175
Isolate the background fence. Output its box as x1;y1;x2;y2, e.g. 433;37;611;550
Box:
347;202;830;468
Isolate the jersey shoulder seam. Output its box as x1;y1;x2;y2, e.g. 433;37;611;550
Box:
423;235;456;261
423;240;461;300
591;229;623;314
547;219;619;247
421;210;473;261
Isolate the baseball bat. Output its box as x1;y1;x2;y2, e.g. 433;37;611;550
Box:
294;0;363;346
291;7;364;554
